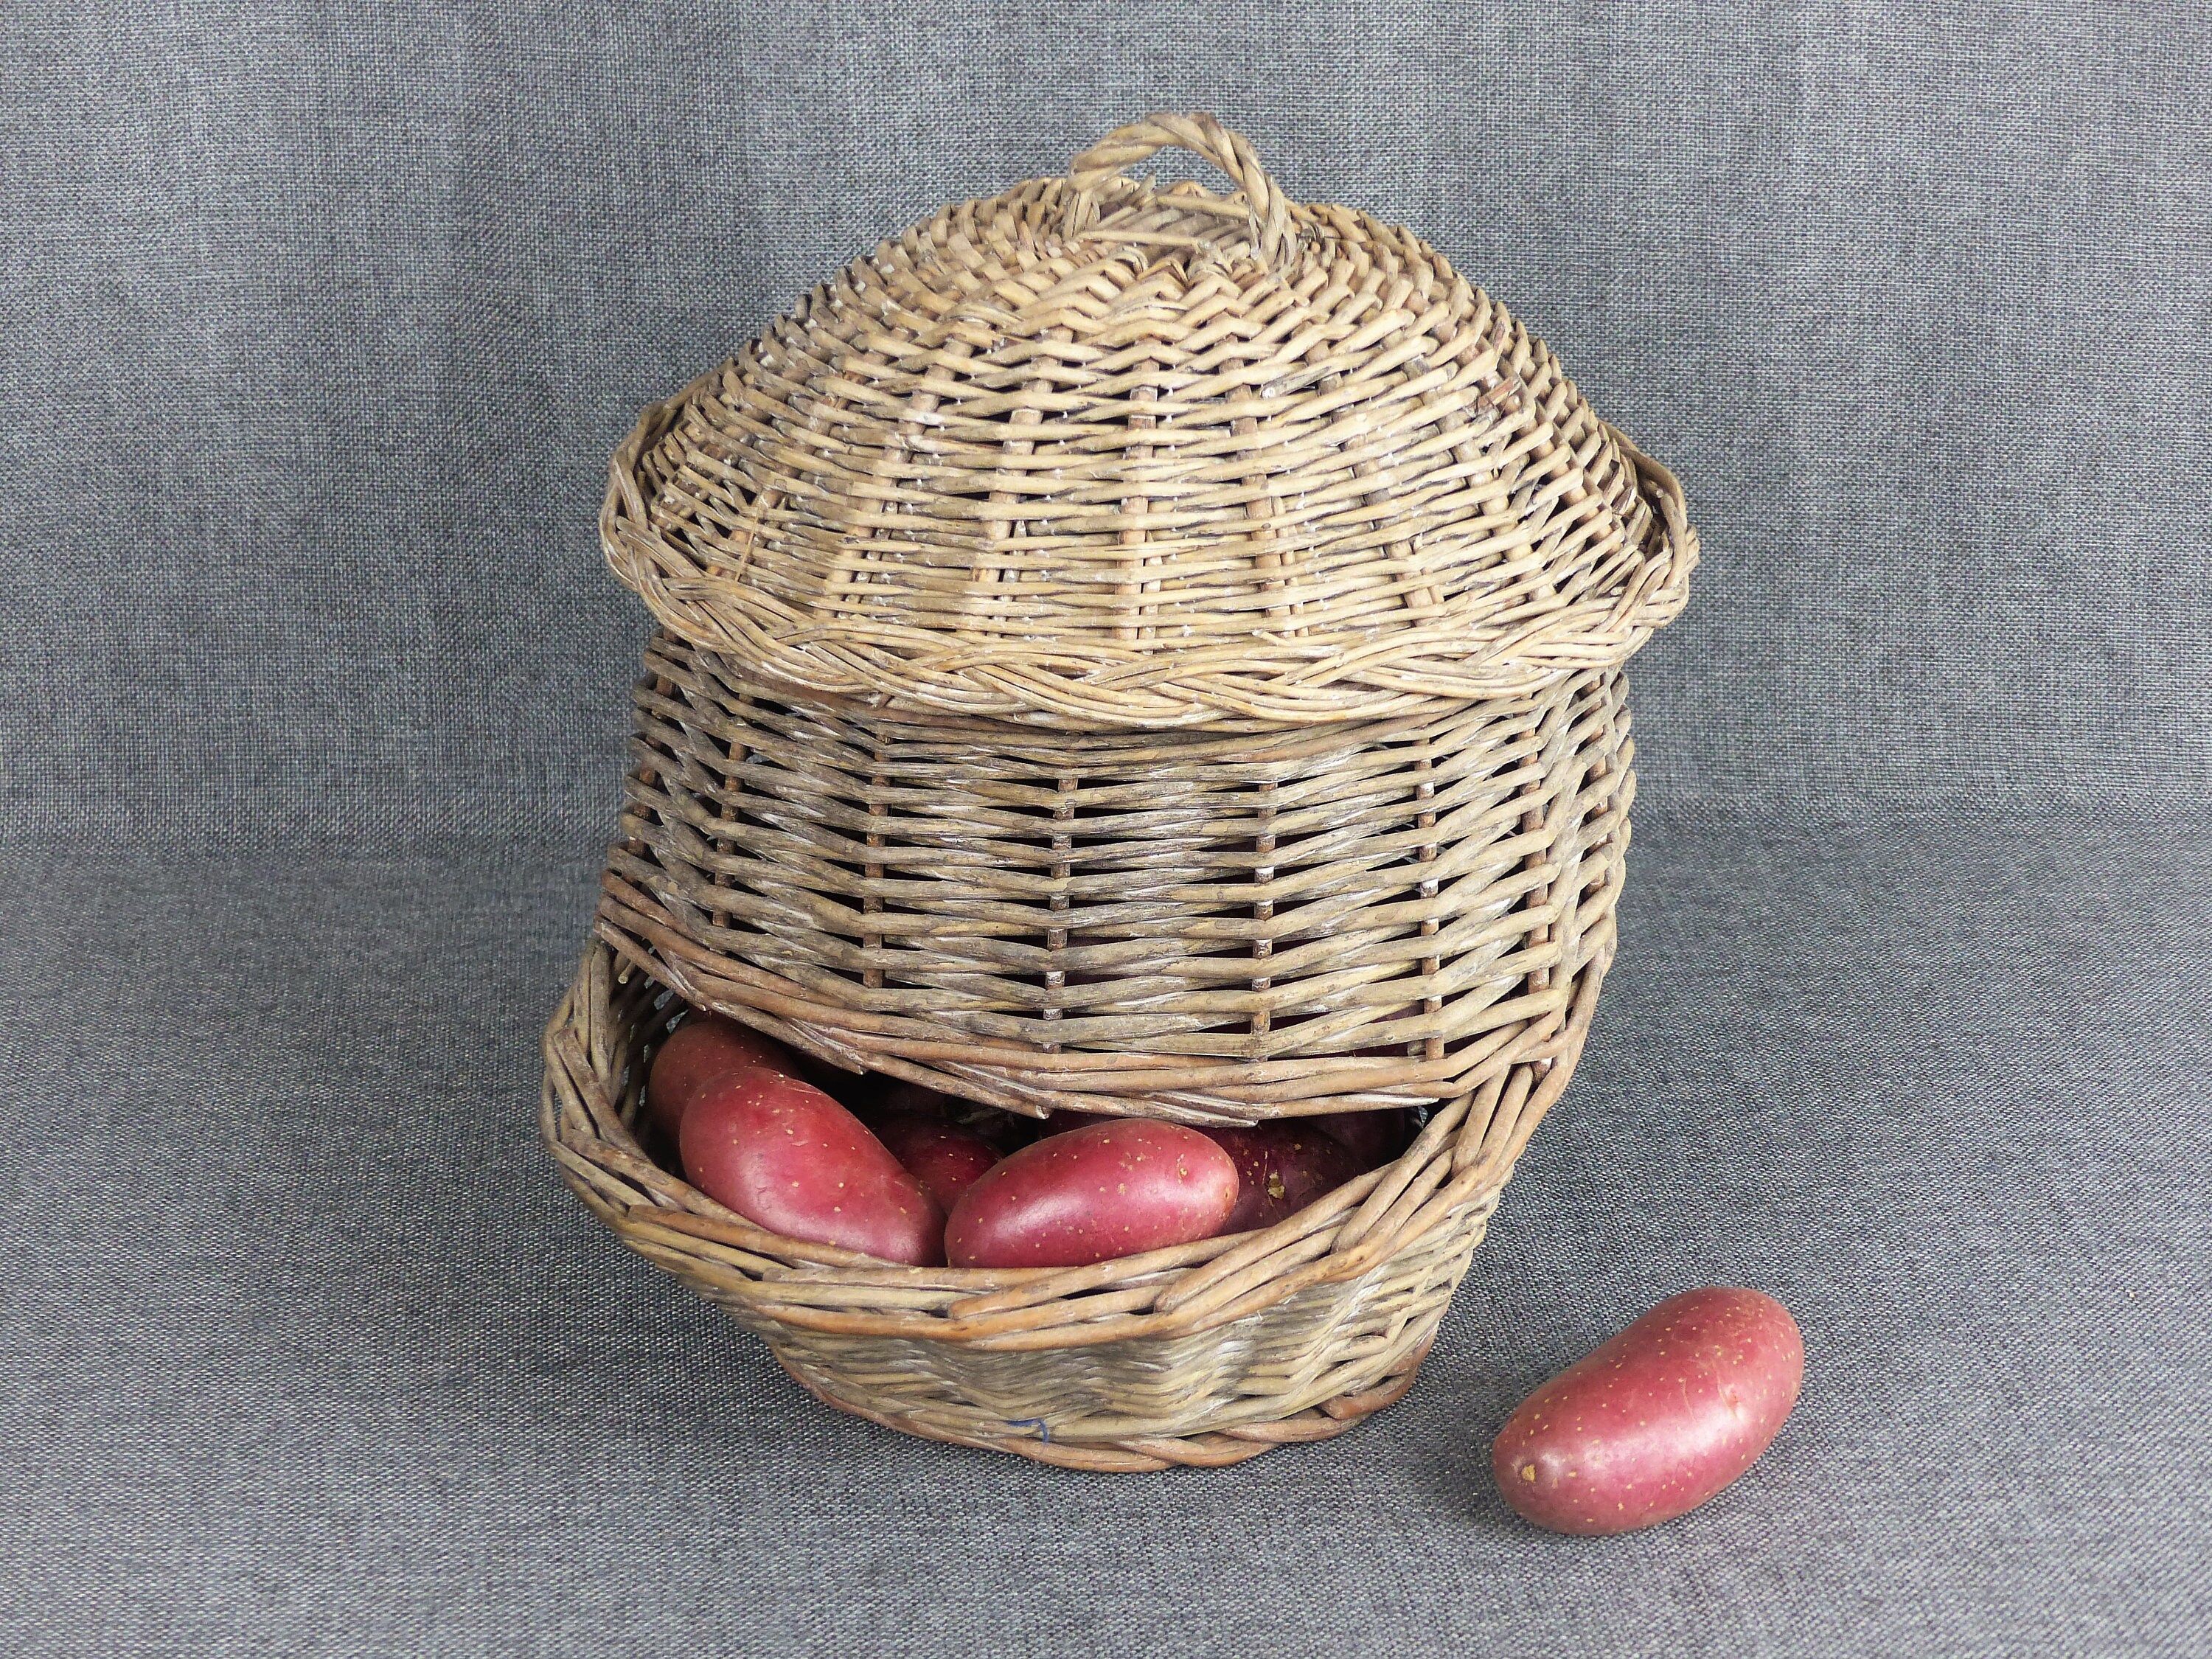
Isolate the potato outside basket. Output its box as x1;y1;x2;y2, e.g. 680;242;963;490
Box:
543;112;1697;1470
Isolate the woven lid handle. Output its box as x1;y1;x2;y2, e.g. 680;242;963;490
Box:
1062;113;1295;267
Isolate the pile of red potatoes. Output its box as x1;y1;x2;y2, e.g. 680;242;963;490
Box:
644;1009;1411;1270
645;1006;1806;1534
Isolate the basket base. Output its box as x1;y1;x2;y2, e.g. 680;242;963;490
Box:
771;1335;1439;1472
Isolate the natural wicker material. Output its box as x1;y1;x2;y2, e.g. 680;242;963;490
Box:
543;931;1609;1470
596;631;1633;1124
601;114;1697;729
549;112;1697;1468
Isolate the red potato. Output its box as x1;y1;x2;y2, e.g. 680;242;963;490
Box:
679;1068;945;1266
1310;1108;1410;1167
870;1081;1035;1150
1492;1287;1804;1535
1202;1121;1363;1231
945;1120;1239;1270
857;1081;1036;1152
863;1110;1001;1211
646;1012;803;1138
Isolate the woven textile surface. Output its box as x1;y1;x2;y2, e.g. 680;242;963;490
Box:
4;1;2208;1655
4;827;2205;1658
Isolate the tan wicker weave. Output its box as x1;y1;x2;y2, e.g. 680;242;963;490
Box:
549;114;1697;1467
596;633;1635;1124
544;929;1607;1470
602;113;1695;730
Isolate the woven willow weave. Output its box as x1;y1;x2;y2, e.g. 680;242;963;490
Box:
602;113;1696;728
551;114;1697;1466
596;633;1634;1123
544;931;1608;1470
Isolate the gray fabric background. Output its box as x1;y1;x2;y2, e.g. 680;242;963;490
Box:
3;3;2206;1655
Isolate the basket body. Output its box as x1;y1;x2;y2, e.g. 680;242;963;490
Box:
595;633;1634;1125
549;639;1632;1467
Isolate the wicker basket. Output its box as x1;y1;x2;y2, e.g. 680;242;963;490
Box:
546;113;1695;1469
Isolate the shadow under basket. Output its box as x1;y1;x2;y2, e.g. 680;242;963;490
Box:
540;928;1610;1472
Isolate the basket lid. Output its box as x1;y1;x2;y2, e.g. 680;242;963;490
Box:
603;113;1697;728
